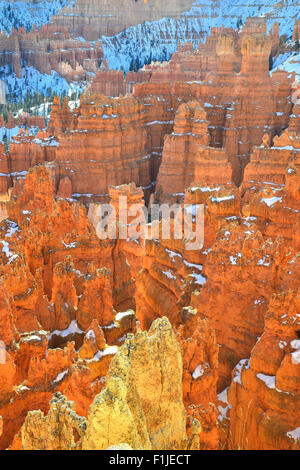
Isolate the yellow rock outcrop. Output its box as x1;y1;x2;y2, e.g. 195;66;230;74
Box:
83;317;189;450
20;317;198;450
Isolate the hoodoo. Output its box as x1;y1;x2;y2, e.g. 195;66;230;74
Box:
0;0;299;452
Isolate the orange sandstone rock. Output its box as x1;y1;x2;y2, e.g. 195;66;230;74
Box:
228;290;300;450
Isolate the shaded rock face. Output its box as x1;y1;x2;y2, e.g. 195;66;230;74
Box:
228;290;300;450
51;0;195;41
0;26;103;81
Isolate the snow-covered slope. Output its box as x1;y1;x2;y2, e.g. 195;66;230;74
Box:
0;0;71;34
0;62;79;102
183;0;300;37
102;0;300;72
102;18;202;71
274;51;300;81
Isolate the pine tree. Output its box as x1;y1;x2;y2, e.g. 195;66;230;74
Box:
237;17;243;30
294;32;300;51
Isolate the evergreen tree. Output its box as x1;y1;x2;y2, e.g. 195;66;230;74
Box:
294;31;300;51
269;54;274;71
237;17;243;30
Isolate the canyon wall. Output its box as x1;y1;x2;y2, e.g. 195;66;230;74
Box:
0;121;299;449
0;21;294;206
0;86;174;203
49;0;194;40
0;26;103;82
0;165;145;449
151;30;292;200
228;290;300;450
0;12;299;451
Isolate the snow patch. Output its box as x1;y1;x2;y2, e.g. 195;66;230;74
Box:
217;387;232;423
192;364;205;379
261;196;282;207
86;346;118;363
233;359;250;385
257;373;276;389
0;0;71;34
49;320;83;340
291;349;300;365
287;427;300;442
53;369;69;384
0;61;80;104
115;310;134;322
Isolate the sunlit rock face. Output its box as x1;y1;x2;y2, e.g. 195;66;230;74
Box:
82;317;190;451
0;4;299;452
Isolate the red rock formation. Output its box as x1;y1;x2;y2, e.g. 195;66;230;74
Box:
51;0;195;40
77;264;113;330
242;180;300;248
51;255;78;330
177;316;219;449
155;101;232;202
0;22;292;209
0;166;140;449
18;318;201;451
18;91;173;204
228;290;300;450
20;392;87;450
133;28;292;200
293;20;300;42
243;123;300;189
6;114;15;129
241;110;300;247
17;115;46;130
0;131;56;195
91;27;238;98
270;22;280;55
0;26;103;81
191;221;293;390
150;27;240;85
87;67;129;97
